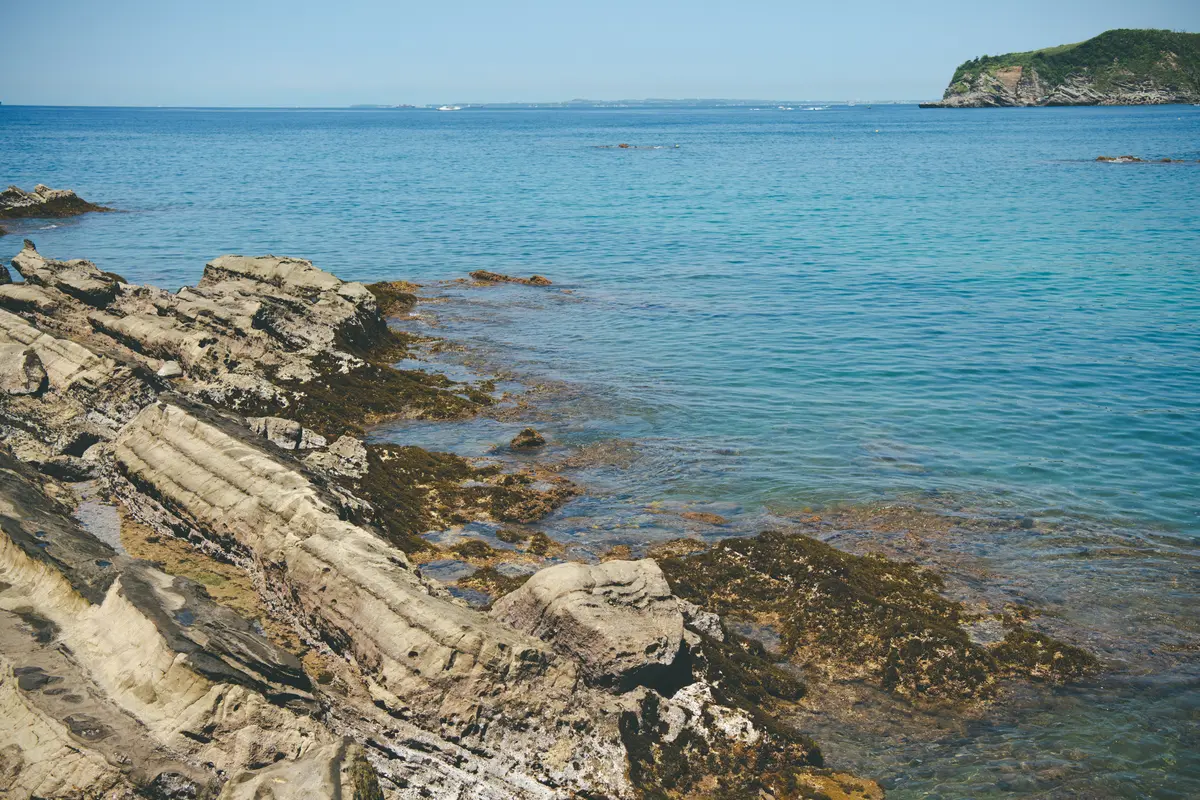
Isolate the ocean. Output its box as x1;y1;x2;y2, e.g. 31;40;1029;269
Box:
2;103;1198;798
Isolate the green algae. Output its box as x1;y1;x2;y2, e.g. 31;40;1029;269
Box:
659;530;1097;701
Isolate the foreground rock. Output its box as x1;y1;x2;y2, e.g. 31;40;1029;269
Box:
492;559;685;690
921;29;1200;107
0;185;112;223
0;240;880;798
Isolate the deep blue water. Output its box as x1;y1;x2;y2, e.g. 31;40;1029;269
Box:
2;104;1198;798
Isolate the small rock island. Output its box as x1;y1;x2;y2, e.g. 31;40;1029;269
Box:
921;28;1200;107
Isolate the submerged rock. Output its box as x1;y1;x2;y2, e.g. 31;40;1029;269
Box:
0;185;112;220
469;269;553;286
659;529;1098;700
510;426;546;449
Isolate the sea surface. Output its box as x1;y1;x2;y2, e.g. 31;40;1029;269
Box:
2;104;1198;798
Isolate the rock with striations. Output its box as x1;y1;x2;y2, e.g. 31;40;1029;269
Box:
491;559;686;690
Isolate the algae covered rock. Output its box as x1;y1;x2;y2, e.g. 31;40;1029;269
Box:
659;530;1097;700
0;185;112;219
509;426;546;449
469;269;553;286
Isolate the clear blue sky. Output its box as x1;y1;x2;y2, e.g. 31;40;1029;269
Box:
3;0;1197;106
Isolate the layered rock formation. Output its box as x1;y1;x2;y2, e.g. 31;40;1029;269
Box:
921;28;1200;107
0;240;879;799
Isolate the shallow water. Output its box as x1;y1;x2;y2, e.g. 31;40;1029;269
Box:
3;104;1199;796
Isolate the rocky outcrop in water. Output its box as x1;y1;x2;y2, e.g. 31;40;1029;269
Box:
921;29;1200;107
469;269;553;286
0;186;112;230
0;239;880;798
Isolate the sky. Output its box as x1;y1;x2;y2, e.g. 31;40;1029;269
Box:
2;0;1198;106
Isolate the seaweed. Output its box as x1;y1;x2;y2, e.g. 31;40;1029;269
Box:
352;445;575;554
659;530;1097;700
619;689;826;800
455;566;532;605
366;280;420;318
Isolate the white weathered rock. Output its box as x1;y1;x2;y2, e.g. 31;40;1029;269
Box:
10;239;121;308
0;345;45;395
247;415;327;450
156;359;183;378
491;559;685;689
304;434;368;478
680;598;724;641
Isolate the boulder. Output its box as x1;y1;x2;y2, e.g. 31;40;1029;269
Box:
510;427;546;449
303;434;368;478
156;360;183;378
491;559;686;690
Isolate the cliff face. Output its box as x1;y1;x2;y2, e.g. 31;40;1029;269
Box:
922;28;1200;107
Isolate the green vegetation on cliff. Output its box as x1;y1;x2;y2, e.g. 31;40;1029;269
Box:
948;28;1200;96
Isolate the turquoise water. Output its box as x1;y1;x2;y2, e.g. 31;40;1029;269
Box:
2;104;1199;797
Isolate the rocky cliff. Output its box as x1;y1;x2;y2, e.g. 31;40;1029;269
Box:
921;28;1200;107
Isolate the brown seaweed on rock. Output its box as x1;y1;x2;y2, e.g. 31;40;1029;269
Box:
659;530;1098;701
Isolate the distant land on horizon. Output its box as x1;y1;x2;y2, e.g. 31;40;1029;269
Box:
922;28;1200;107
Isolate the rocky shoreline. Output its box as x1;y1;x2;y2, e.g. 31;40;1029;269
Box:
0;231;1099;798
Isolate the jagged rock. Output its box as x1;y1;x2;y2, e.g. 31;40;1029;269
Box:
11;239;123;308
469;270;553;286
491;559;686;690
0;346;46;395
510;426;546;449
0;185;111;220
680;599;724;641
247;415;327;450
0;449;333;798
303;434;368;478
156;360;182;378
